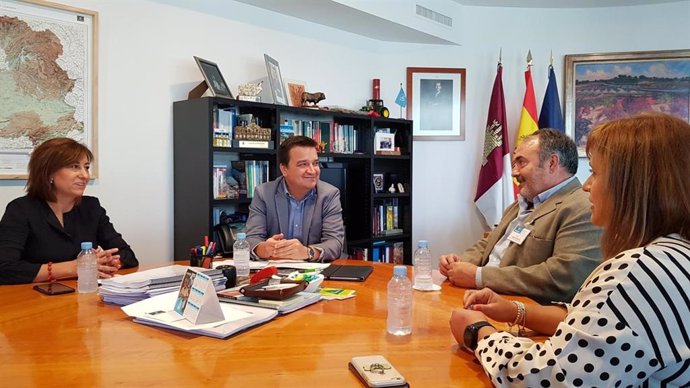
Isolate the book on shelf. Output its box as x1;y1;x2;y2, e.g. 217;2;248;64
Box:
213;108;236;147
372;198;401;236
217;290;321;314
279;121;294;144
371;241;405;264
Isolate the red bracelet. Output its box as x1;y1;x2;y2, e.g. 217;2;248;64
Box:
47;261;55;283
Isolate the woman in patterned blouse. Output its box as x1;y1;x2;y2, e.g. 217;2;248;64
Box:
450;112;690;387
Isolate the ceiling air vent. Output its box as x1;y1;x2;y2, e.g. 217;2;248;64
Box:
416;4;452;27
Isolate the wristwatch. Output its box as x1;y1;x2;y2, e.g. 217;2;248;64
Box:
306;246;315;261
464;321;495;351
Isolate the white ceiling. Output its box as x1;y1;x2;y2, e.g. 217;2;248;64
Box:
452;0;681;8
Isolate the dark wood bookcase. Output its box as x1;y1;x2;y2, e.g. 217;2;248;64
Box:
173;97;413;263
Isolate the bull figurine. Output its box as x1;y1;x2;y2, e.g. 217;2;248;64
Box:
301;92;326;106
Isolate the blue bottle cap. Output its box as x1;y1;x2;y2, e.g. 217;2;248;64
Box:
418;240;428;248
393;265;407;276
237;232;246;239
81;242;93;250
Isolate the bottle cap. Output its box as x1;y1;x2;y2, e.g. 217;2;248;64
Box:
418;240;428;248
237;232;246;239
393;265;407;276
81;242;93;250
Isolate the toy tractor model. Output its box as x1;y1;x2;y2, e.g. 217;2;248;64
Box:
361;99;390;118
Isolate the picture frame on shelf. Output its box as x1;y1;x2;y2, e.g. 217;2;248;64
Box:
565;49;690;156
264;54;289;105
0;0;98;179
193;56;233;99
286;80;306;107
373;174;385;193
374;132;395;152
406;67;466;141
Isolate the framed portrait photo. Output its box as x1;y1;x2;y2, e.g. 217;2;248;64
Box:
565;49;690;156
406;67;466;141
264;54;289;105
193;56;233;99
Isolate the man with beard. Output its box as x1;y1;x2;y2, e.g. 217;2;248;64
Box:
439;129;602;303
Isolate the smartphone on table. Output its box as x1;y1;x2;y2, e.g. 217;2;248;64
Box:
349;355;408;387
33;282;75;295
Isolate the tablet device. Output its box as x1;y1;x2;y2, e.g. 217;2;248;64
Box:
321;265;373;281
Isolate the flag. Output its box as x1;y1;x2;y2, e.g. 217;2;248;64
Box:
538;65;564;131
516;66;539;147
474;64;514;228
395;84;407;108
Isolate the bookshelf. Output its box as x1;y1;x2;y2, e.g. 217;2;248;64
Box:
173;97;413;264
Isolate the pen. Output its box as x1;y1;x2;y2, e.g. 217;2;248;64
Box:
204;235;209;247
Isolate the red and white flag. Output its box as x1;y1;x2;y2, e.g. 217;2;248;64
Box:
474;64;513;229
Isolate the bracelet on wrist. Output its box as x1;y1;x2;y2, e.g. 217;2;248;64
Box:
508;301;526;336
47;261;55;283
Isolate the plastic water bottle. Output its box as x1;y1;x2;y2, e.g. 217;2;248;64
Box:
233;233;251;278
77;242;98;293
387;265;413;336
413;240;433;290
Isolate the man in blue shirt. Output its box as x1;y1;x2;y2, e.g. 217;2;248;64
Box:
246;136;344;262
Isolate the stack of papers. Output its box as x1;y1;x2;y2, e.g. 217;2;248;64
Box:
320;287;357;300
122;291;277;339
99;265;226;306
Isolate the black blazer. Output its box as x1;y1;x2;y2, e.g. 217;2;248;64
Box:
0;195;138;285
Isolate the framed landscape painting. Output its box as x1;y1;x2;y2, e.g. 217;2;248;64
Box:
564;49;690;156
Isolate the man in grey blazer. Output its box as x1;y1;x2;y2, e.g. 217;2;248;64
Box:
245;136;344;262
440;129;602;303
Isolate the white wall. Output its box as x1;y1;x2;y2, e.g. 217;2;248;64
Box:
1;0;688;266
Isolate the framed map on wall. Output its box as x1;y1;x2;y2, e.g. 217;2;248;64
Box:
0;0;98;179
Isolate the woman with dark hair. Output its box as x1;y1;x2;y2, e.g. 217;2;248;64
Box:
0;138;137;285
450;113;690;387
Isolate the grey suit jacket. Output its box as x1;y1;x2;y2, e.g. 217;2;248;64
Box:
463;178;603;303
245;176;345;261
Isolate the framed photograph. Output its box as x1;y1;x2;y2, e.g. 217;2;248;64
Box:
193;56;233;99
264;54;289;105
286;80;306;107
406;67;466;141
374;132;395;152
565;49;690;156
372;173;385;193
0;0;98;179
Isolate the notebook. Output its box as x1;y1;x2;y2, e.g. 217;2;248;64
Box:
320;265;373;281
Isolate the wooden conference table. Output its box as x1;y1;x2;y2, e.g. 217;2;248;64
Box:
0;260;537;387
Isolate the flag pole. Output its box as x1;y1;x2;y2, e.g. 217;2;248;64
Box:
527;49;533;68
399;83;403;118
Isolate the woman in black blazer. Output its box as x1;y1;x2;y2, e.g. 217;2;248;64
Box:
0;138;138;285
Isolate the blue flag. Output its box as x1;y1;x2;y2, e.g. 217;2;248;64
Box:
538;65;564;131
395;85;407;108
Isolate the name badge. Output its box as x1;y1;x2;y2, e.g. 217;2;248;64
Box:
508;225;531;245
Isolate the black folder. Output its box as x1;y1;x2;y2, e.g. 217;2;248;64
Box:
321;265;373;282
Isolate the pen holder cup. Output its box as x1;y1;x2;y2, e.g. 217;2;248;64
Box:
216;265;237;289
190;254;214;269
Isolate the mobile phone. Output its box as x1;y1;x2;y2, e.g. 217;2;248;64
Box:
33;282;75;296
349;355;408;387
